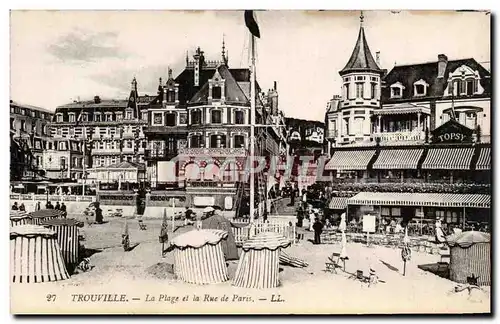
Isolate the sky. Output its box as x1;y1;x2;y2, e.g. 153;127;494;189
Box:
10;10;490;121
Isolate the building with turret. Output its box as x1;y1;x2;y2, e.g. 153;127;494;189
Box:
322;12;490;230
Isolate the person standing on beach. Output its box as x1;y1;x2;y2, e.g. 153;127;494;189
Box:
35;201;41;211
313;217;324;244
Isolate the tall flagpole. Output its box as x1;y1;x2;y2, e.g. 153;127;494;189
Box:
82;126;86;196
249;34;256;223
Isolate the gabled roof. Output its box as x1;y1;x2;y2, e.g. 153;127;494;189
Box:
189;65;249;105
340;27;382;75
175;65;251;106
381;58;491;103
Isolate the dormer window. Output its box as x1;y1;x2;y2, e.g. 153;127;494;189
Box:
68;113;75;122
80;113;88;122
413;79;429;97
94;113;101;122
212;86;222;100
125;111;132;120
167;90;175;102
390;82;405;99
446;65;482;97
56;113;63;123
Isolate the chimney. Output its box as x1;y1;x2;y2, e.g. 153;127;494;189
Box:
94;96;101;104
376;51;380;66
437;54;448;78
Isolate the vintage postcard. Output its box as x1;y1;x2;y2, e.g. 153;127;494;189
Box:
9;9;491;314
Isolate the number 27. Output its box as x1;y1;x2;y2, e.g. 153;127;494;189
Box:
46;294;56;302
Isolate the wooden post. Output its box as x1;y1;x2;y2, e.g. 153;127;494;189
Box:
171;198;176;235
403;260;407;276
463;207;466;230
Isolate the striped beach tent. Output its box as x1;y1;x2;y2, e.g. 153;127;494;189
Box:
448;231;491;286
171;229;229;285
10;225;69;283
233;232;291;289
29;209;65;225
39;218;84;273
10;211;32;227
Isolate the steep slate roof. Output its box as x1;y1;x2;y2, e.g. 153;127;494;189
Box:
381;58;491;103
175;66;251;106
189;65;249;104
340;26;382;75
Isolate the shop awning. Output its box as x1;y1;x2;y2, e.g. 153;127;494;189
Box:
475;147;491;170
421;147;474;170
373;148;424;170
324;150;376;171
347;192;490;208
328;197;348;210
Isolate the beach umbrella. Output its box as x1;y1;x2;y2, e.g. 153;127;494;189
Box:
159;209;169;256
202;211;239;260
122;220;130;251
401;227;411;276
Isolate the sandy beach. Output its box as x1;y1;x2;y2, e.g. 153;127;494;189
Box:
10;215;491;314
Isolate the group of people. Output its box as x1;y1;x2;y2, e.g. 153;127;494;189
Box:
11;202;26;211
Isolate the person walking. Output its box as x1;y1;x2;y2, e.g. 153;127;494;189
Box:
95;205;103;224
313;217;324;244
35;201;41;211
61;202;67;217
308;208;315;232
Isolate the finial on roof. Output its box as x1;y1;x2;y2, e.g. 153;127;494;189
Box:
168;67;173;79
186;50;189;65
222;34;226;61
131;77;137;90
360;11;364;26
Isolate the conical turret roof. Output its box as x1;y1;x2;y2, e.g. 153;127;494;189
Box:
340;26;382;75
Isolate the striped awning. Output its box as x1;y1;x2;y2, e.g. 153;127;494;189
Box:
324;150;376;171
348;192;490;209
328;197;348;210
475;147;491;170
373;149;424;170
422;147;474;170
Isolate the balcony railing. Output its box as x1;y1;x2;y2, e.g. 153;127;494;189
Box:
92;148;121;155
144;148;179;160
372;130;425;142
178;147;247;157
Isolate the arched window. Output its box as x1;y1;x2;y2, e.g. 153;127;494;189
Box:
184;163;200;180
204;163;220;181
